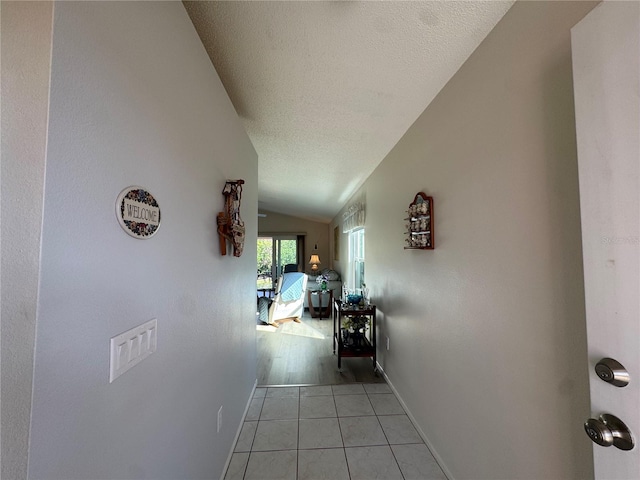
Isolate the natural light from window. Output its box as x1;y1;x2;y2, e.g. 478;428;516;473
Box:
349;228;365;293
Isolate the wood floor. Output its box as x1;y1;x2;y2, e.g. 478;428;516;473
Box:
256;311;384;386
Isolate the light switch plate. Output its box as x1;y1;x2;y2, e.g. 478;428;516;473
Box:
109;318;157;383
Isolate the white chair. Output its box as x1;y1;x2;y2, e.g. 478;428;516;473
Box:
268;272;308;325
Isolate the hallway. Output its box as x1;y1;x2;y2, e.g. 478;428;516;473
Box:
3;1;608;478
256;312;385;386
224;384;446;480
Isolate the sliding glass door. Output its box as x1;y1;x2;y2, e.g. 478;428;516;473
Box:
257;237;274;290
257;236;298;290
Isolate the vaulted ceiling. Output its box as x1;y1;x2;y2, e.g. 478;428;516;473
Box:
184;1;513;222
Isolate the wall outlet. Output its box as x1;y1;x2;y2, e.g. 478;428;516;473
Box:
217;406;223;433
386;336;390;351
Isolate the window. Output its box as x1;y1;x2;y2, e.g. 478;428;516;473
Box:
349;228;365;292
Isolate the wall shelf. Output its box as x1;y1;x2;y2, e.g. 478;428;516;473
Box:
404;192;434;249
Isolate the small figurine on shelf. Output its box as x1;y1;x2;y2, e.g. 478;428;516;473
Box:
361;283;370;305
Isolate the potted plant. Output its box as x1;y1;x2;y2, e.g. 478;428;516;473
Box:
316;272;330;291
341;315;368;347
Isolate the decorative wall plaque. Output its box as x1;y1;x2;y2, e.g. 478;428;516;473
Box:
116;186;161;239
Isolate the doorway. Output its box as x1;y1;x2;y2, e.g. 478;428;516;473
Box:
257;235;299;291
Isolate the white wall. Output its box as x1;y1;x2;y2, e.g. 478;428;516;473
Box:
24;3;257;479
331;2;597;478
1;3;53;479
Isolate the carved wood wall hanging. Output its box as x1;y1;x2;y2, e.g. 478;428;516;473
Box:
217;179;245;257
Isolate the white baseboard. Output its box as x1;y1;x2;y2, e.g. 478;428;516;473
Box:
375;362;454;480
219;378;258;480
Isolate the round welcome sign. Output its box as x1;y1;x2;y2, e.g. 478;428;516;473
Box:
116;186;161;239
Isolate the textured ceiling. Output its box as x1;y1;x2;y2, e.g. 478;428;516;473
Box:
184;1;513;222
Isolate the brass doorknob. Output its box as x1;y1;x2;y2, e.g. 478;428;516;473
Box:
584;414;635;451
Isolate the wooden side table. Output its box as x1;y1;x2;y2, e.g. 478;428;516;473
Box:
308;290;333;319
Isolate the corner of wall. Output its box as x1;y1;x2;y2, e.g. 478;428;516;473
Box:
0;2;54;479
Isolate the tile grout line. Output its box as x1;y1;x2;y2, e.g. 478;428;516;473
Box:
244;390;263;480
332;389;352;480
367;386;423;480
366;387;408;480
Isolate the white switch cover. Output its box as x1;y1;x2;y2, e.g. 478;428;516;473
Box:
110;318;157;383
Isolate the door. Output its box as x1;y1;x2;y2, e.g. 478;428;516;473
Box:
257;236;298;289
572;3;639;478
257;237;274;290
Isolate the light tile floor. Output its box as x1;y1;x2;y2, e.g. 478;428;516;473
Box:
225;384;447;480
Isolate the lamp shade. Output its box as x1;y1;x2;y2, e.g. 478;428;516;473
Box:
309;254;321;265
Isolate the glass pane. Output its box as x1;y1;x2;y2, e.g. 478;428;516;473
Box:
349;229;365;291
257;236;298;291
278;239;297;273
356;229;365;260
257;237;273;289
355;260;365;289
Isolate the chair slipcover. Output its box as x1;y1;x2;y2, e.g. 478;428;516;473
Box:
268;272;308;324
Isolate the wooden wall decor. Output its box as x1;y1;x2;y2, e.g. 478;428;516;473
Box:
217;179;245;257
404;192;434;249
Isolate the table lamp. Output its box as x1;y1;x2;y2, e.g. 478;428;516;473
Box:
309;254;321;272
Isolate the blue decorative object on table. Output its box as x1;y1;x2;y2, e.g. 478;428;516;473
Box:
346;294;362;305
